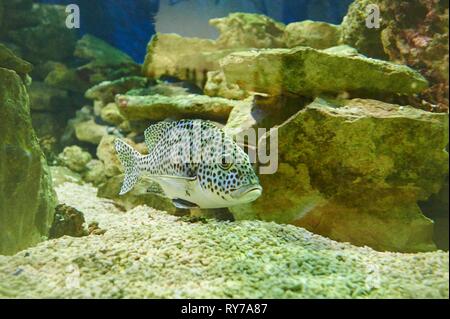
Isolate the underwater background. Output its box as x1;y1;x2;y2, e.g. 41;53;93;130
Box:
0;0;449;298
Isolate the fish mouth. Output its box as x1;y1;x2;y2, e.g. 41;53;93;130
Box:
231;184;263;200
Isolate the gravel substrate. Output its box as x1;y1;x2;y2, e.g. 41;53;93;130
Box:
0;183;448;298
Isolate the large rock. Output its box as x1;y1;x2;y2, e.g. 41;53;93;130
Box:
210;13;285;49
284;20;341;49
220;46;429;97
230;98;449;253
0;67;57;255
116;93;249;122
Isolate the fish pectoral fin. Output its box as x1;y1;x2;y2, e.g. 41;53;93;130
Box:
172;198;199;210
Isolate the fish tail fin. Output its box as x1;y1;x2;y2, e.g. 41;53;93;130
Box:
114;139;142;195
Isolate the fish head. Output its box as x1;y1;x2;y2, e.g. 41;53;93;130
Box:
197;140;262;207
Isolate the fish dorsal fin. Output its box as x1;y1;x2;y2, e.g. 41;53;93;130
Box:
144;121;173;151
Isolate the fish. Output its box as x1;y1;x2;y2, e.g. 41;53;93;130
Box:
114;119;262;209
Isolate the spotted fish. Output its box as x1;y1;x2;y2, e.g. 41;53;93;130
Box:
114;119;262;209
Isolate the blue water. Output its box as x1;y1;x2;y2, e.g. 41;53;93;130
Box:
38;0;352;62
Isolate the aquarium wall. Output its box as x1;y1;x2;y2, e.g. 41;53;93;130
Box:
0;0;448;299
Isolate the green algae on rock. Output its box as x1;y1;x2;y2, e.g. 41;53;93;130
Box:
0;67;57;255
116;93;250;122
0;182;447;299
230;98;449;253
220;46;429;97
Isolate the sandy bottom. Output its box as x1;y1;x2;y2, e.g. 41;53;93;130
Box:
0;182;448;298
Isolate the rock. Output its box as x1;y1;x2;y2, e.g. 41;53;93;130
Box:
1;182;448;298
82;160;107;186
100;103;125;126
85;76;149;104
74;120;109;145
220;46;429;97
49;166;83;187
28;81;69;112
284;20;341;49
74;35;141;85
230;98;449;253
44;63;88;93
58;146;92;173
48;204;87;239
210;13;286;49
116;93;249;122
340;0;387;59
8;4;77;63
0;67;57;255
0;43;32;77
96;135;125;177
97;175;176;213
142;33;232;88
204;70;249;100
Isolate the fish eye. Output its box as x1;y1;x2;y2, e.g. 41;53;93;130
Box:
219;155;233;170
